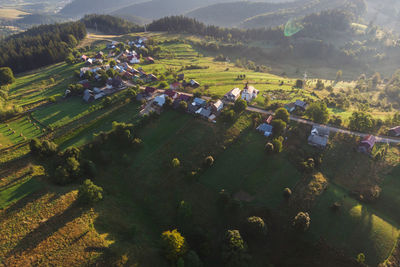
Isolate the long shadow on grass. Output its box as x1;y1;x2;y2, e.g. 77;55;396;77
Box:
6;200;87;258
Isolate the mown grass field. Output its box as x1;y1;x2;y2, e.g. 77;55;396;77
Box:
0;8;28;20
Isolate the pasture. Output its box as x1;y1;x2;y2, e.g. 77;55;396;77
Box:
0;8;28;20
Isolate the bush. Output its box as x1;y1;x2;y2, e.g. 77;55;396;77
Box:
221;109;236;123
204;156;214;167
300;158;315;173
305;102;329;124
274;108;290;123
243;216;267;238
265;142;274;153
184;250;202;267
29;139;58;157
283;188;292;198
78;179;103;204
171;158;180;168
179;101;188;111
161;229;187;261
292;212;311;232
54;166;70;185
272;138;283;153
234;99;247;113
222;230;250;266
159;81;168;88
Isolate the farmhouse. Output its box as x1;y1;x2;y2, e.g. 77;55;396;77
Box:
81;55;88;61
265;115;273;124
196;107;212;119
256;123;273;137
164;90;178;99
295;100;308;110
83;89;94;102
308;126;330;148
190;79;200;88
144;87;156;97
358;135;376;154
241;84;259;102
146;57;155;64
212;100;224;113
389;126;400;137
225;88;241;102
154;94;166;107
178;74;185;80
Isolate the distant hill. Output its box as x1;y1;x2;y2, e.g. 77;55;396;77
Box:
59;0;143;18
16;14;61;25
111;0;261;20
186;0;309;27
113;14;150;26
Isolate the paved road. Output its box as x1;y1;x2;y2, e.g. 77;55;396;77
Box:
246;106;400;144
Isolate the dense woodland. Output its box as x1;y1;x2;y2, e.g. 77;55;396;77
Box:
82;15;144;35
0;22;86;73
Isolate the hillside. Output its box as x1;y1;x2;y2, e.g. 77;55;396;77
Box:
59;0;143;18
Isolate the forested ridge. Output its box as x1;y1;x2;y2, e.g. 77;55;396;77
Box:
0;22;86;73
82;15;144;34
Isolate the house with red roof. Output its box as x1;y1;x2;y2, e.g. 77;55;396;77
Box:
146;57;155;64
358;135;376;154
164;90;178;99
170;82;181;90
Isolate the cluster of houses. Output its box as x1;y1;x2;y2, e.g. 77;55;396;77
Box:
144;88;224;123
224;83;259;103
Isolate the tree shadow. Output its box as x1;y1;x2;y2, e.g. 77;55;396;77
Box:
6;200;86;258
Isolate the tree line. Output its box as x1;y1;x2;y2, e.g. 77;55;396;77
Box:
0;21;86;73
82;14;144;35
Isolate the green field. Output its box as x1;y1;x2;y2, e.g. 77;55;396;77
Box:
0;117;44;147
0;178;42;209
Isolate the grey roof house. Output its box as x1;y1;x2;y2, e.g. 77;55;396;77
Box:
308;126;330;148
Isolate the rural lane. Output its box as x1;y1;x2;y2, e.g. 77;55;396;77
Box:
246;106;400;144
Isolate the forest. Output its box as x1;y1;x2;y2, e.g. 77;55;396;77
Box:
82;15;144;35
0;22;86;73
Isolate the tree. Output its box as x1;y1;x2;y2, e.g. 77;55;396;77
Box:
234;99;247;113
78;179;103;203
0;67;15;85
222;230;250;267
171;158;180;168
177;101;187;111
221;109;236;123
335;70;342;82
161;229;187;261
271;119;286;136
204;155;214;167
159;81;168;88
292;212;310;232
305;102;329;124
272;138;283;153
265;142;274;153
184;250;202;267
243;216;267;238
177;200;192;227
283;188;292;198
356;253;365;264
109;60;116;68
295;79;303;88
315;80;325;90
274;108;290;123
348;111;374;132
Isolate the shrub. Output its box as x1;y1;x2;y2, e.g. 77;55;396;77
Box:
48;96;57;103
171;158;180;168
234;99;247;113
204;155;214;167
161;229;187;261
222;230;250;266
179;101;188;111
356;253;365;264
300;158;315;173
54;166;70;185
243;216;267;238
78;179;103;203
305;102;329;124
283;188;292;198
292;212;311;232
221;109;236;123
272;138;283;153
159;81;168;88
265;142;274;153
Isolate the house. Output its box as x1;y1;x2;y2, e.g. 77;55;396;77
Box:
147;74;158;82
295;100;308;110
256;123;273;137
209;114;217;122
146;57;155;64
170;82;181;90
96;51;104;59
212;100;224;113
83;89;94;102
107;77;123;88
164;90;178;99
308;126;330;148
285;103;296;113
265;115;273;124
225;88;241;102
192;97;206;107
241;84;259;102
178;74;185;80
81;55;88;61
358;135;376;154
154;94;166;107
87;58;94;65
189;79;200;88
389;126;400;137
196;107;212;118
144;86;156;97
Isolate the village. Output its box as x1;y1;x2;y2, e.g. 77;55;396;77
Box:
67;38;400;157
